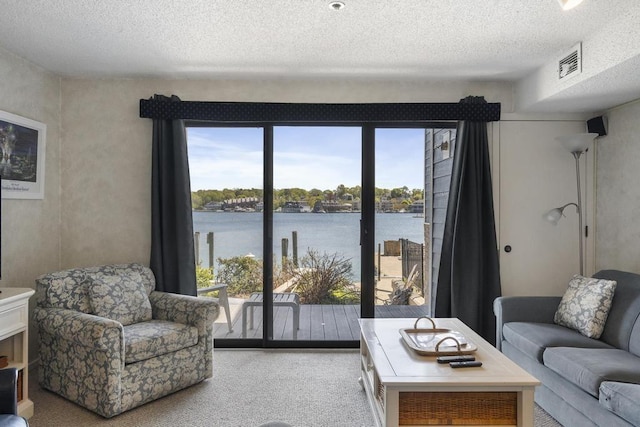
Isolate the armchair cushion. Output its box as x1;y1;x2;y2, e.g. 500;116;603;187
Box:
45;275;92;313
123;320;198;364
88;272;152;326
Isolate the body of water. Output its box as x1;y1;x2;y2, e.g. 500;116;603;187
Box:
193;211;425;279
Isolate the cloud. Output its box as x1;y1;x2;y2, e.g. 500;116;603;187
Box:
188;126;425;191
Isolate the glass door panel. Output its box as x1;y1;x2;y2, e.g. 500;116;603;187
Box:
272;126;362;341
187;126;263;341
374;128;430;318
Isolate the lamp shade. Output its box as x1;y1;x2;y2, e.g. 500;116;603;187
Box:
543;208;563;225
556;133;598;154
557;0;585;10
544;203;578;225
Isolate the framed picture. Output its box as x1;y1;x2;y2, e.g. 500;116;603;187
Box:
0;110;46;199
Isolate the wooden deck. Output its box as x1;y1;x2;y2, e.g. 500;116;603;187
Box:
213;303;431;341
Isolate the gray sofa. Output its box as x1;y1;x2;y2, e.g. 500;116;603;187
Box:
494;270;640;427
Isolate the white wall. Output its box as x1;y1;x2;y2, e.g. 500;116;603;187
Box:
596;99;640;271
495;119;594;297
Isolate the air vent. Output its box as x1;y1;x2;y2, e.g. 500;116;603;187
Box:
558;43;582;80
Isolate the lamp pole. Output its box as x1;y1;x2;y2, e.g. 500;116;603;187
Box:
571;151;584;276
550;133;597;276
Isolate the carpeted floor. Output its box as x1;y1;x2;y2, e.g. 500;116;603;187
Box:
27;350;561;427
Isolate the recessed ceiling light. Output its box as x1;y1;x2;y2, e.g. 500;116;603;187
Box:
329;1;345;11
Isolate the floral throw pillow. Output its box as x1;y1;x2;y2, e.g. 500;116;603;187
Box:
88;272;153;326
554;275;617;339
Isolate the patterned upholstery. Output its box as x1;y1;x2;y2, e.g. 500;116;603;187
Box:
88;272;152;325
34;263;219;418
123;320;198;364
554;274;617;339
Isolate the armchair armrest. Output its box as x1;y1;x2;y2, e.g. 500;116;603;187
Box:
493;296;562;350
149;291;219;334
34;307;124;353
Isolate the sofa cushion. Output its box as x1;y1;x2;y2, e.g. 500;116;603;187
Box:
593;270;640;353
544;347;640;397
554;275;617;339
502;322;613;362
88;272;152;326
123;320;198;364
599;381;640;426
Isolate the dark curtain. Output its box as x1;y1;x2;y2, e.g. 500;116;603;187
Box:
150;94;197;295
435;96;501;345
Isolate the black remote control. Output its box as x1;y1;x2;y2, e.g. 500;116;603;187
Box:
436;355;476;364
449;361;483;368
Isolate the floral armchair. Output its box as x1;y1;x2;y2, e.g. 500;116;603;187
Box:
33;263;219;418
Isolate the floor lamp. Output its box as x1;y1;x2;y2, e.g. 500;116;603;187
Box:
544;133;598;276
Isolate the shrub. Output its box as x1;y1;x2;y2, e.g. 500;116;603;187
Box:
216;256;264;297
288;250;359;304
196;265;214;288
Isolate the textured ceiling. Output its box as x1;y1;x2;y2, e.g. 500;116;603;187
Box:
1;0;639;112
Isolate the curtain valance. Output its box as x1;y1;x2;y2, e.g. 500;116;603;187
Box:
139;99;500;122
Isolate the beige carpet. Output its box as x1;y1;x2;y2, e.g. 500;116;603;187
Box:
27;350;561;427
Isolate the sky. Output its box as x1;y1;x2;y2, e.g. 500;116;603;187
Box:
187;126;425;191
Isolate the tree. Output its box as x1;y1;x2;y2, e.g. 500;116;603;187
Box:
192;193;203;209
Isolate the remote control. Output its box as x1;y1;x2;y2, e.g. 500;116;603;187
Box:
436;355;476;364
449;361;483;368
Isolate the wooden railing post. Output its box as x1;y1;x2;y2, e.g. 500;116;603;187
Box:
282;238;289;265
292;231;298;267
194;232;200;266
207;232;214;271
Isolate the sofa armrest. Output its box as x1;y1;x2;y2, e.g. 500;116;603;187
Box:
34;307;124;353
149;291;219;335
493;296;562;350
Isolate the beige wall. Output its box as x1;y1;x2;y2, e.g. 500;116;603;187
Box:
0;48;61;288
59;78;513;267
5;42;638;358
0;48;61;362
596;99;640;271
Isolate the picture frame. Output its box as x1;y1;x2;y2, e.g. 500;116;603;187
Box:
0;110;46;199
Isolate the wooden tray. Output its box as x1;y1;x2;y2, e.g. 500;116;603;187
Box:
399;316;478;356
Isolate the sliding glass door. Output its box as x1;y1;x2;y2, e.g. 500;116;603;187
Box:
373;128;430;318
187;126;264;342
271;126;362;342
187;122;453;347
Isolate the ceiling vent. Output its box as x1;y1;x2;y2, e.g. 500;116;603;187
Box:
558;43;582;80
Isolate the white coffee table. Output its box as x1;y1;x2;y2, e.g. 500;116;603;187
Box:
359;318;540;427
